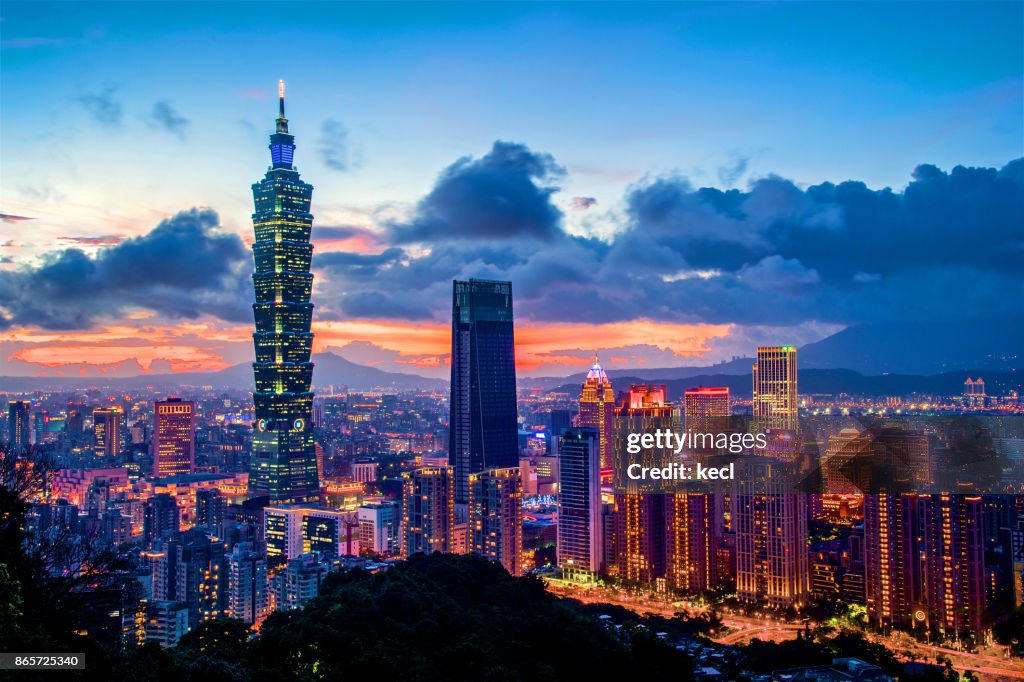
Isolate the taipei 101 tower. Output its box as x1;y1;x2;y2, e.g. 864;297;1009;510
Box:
248;81;319;503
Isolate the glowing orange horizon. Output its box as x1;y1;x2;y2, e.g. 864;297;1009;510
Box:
5;318;732;376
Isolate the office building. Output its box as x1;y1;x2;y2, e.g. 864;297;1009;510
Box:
578;359;616;471
557;429;603;577
249;81;319;503
93;407;125;458
264;505;354;564
357;501;400;557
449;279;518;504
683;387;730;436
196;488;226;528
153;398;196;478
752;346;798;432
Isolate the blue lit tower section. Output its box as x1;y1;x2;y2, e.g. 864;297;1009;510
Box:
249;81;319;503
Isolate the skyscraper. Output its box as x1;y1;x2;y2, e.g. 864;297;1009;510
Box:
93;407;124;459
449;279;518;505
249;81;319;503
734;458;810;608
864;493;985;641
752;346;798;432
153;398;196;478
578;359;616;471
613;385;674;583
557;428;603;577
401;466;455;557
6;400;30;451
468;467;523;575
666;493;719;594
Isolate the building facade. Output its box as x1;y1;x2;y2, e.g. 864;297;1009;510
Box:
449;279;518;504
249;81;319;503
153;398;196;478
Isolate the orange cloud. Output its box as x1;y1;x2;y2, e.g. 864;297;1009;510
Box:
4;318;732;377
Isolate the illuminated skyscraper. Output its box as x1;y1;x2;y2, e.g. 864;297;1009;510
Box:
734;458;810;608
249;81;319;503
6;400;30;451
557;429;603;577
752;346;798;432
864;493;985;641
578;360;615;473
468;467;523;575
666;493;718;594
153;398;196;478
449;279;518;504
401;466;455;557
92;407;124;459
613;385;674;583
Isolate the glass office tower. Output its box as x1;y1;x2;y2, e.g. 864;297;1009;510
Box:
449;279;519;504
248;81;319;503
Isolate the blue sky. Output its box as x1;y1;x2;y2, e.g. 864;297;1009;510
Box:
1;2;1021;377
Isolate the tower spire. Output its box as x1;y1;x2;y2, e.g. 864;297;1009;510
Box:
275;79;289;134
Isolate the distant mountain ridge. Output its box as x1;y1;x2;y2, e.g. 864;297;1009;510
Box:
0;352;447;393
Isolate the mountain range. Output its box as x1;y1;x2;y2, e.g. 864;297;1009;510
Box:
1;319;1018;394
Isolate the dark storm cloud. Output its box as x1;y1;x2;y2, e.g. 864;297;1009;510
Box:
77;86;123;128
149;101;190;138
318;119;354;172
389;141;566;243
312;147;1024;328
0;209;251;330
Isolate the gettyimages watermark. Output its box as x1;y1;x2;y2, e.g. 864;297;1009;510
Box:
611;415;1024;495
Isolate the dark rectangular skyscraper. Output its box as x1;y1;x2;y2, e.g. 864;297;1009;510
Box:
7;401;30;452
449;279;519;504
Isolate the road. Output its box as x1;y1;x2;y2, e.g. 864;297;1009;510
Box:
544;581;1024;680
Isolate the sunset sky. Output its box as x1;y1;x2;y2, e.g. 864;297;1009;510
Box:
1;2;1022;379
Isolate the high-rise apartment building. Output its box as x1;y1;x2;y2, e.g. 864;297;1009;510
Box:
734;458;810;608
153;398;196;478
6;400;30;451
578;360;616;471
752;346;798;432
864;493;985;641
557;429;603;577
666;493;719;594
468;467;522;575
227;541;268;626
249;81;319;503
449;279;518;504
401;466;455;557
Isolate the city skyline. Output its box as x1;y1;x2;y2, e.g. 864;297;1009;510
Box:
2;2;1022;380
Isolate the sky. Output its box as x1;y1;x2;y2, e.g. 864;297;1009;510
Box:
1;1;1022;379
